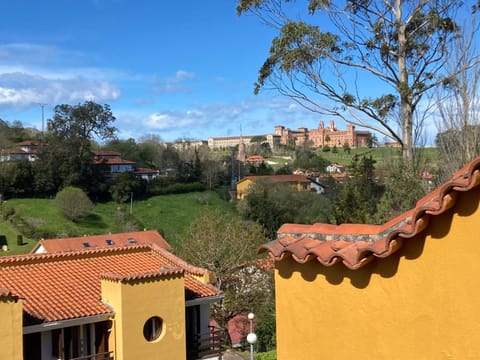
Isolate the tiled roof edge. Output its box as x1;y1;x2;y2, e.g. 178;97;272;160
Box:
150;244;208;276
0;244;154;266
101;269;184;282
260;157;480;269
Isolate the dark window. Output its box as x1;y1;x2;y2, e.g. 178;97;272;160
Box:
143;316;163;342
105;239;114;246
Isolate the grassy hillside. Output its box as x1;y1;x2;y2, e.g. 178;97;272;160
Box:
0;191;237;254
268;146;438;170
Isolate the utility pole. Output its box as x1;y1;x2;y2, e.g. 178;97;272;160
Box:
38;103;47;140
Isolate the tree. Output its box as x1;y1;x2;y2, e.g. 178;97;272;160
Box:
435;10;480;183
179;209;272;332
54;186;93;221
239;182;332;238
109;173;145;204
374;160;425;223
237;0;479;161
331;156;382;224
37;101;117;192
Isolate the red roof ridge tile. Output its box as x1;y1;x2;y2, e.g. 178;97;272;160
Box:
149;244;208;276
101;269;184;282
260;157;480;269
0;244;154;267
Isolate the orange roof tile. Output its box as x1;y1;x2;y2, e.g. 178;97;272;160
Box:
0;244;220;323
33;230;172;253
260;157;480;270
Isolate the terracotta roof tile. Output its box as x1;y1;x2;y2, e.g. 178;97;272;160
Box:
33;230;172;253
260;157;480;270
0;244;220;323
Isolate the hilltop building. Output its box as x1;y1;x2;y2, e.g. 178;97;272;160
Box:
207;134;280;150
208;121;371;151
309;120;370;148
274;125;309;147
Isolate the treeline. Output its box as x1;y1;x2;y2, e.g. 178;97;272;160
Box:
0;102;234;202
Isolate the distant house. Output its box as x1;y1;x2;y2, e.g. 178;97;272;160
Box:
31;230;171;254
0;140;40;162
93;151;159;181
0;239;225;360
307;177;326;194
93;151;136;173
326;163;345;174
236;175;318;200
259;156;480;359
246;155;265;163
134;167;160;181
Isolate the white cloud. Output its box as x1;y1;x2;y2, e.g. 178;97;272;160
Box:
0;43;125;109
0;72;121;108
151;70;196;94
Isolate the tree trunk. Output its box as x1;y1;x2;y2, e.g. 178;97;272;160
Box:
396;0;413;161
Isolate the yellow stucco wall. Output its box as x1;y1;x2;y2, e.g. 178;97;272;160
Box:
236;179;253;200
101;274;186;360
0;296;23;360
275;187;480;360
237;178;309;200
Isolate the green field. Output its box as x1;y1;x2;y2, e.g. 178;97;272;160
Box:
0;191;237;254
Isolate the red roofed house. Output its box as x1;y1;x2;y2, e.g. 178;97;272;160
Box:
93;151;159;181
260;156;480;359
0;241;225;360
0;141;41;162
236;175;316;200
31;230;171;254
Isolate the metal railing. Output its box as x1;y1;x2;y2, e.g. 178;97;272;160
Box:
187;326;229;360
69;351;114;360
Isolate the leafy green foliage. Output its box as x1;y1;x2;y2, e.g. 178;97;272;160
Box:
37;101;116;194
109;173;146;204
55;187;94;221
374;161;426;223
240;183;332;238
332;156;383;224
179;209;272;330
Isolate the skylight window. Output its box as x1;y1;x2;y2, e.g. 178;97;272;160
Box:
128;238;137;244
105;239;115;246
82;242;90;248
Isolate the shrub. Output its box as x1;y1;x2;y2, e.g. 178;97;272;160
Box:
55;187;94;221
257;351;277;360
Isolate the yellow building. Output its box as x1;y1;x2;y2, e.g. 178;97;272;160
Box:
0;241;224;360
260;157;480;359
236;175;315;200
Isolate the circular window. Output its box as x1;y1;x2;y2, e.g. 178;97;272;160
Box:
143;316;163;342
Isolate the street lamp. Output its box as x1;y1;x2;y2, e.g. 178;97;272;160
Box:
247;312;257;360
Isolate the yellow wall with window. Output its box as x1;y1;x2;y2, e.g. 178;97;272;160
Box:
101;273;186;360
274;188;480;359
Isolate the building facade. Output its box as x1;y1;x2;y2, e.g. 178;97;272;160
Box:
207;134;280;150
0;241;224;360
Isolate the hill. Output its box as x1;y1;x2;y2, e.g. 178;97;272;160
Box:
0;191;237;254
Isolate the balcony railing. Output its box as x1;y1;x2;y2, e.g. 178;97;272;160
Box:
187;326;229;360
69;351;114;360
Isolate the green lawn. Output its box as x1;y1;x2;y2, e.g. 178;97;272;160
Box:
0;191;237;255
0;219;36;255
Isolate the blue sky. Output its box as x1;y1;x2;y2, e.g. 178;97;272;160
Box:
0;0;326;142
